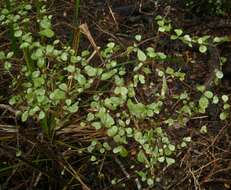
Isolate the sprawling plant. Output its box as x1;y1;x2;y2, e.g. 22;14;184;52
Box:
0;0;230;188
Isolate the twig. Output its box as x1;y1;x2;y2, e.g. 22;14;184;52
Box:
0;104;18;114
189;168;201;190
79;23;104;64
60;159;91;190
108;5;119;30
114;156;130;179
33;172;42;187
0;125;18;133
194;158;221;174
135;178;142;190
114;156;142;190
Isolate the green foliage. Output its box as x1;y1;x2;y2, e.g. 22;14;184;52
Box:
1;0;230;188
183;0;231;16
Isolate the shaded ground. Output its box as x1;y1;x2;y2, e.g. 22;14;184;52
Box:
0;0;231;189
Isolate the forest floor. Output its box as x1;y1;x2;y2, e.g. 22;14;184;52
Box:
0;0;231;189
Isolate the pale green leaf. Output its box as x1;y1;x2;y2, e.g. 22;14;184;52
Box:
166;157;175;166
137;49;147;62
39;111;45;120
199;45;207;53
39;28;54;38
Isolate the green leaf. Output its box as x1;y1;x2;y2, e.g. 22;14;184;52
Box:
146;47;156;58
135;35;142;41
199;45;207;53
159;26;165;32
168;144;175;151
166;67;174;75
75;74;86;86
39;111;45;120
157;19;164;26
67;102;78;113
24;4;32;10
6;52;14;59
223;103;230;110
66;65;75;73
14;30;22;37
183;35;191;42
33;77;45;88
104;97;123;110
97;111;115;128
212;95;219;104
134;130;143;142
127;99;146;118
147;101;163;114
39;28;54;38
174;29;183;36
156;52;167;60
100;148;105;154
37;58;45;68
0;51;5;60
199;96;209;109
158;156;165;163
200;125;207;134
50;89;66;100
213;36;227;43
9;96;17;105
29;106;40;116
21;111;29;122
84;66;97;77
221;95;229;102
113;146;121;154
91;122;101;130
107;42;115;49
70;55;78;63
86;113;94;122
4;61;12;70
204;91;213;99
58;83;68;91
138;74;145;84
113;146;128;157
65;99;72;106
166;157;175;166
16;149;22;157
19;42;30;49
215;70;223;79
170;35;178;40
125;127;133;135
103;142;111;150
107;126;118;137
137;49;147;62
114;86;128;97
183;136;191;142
181;105;192;115
196;85;206;92
90;156;97;161
40;17;51;29
137;150;147;163
53;40;60;45
60;52;68;61
147;178;154;186
199;107;206;114
101;69;117;80
219;112;228;120
35;48;43;59
181;142;187;148
197;38;203;44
